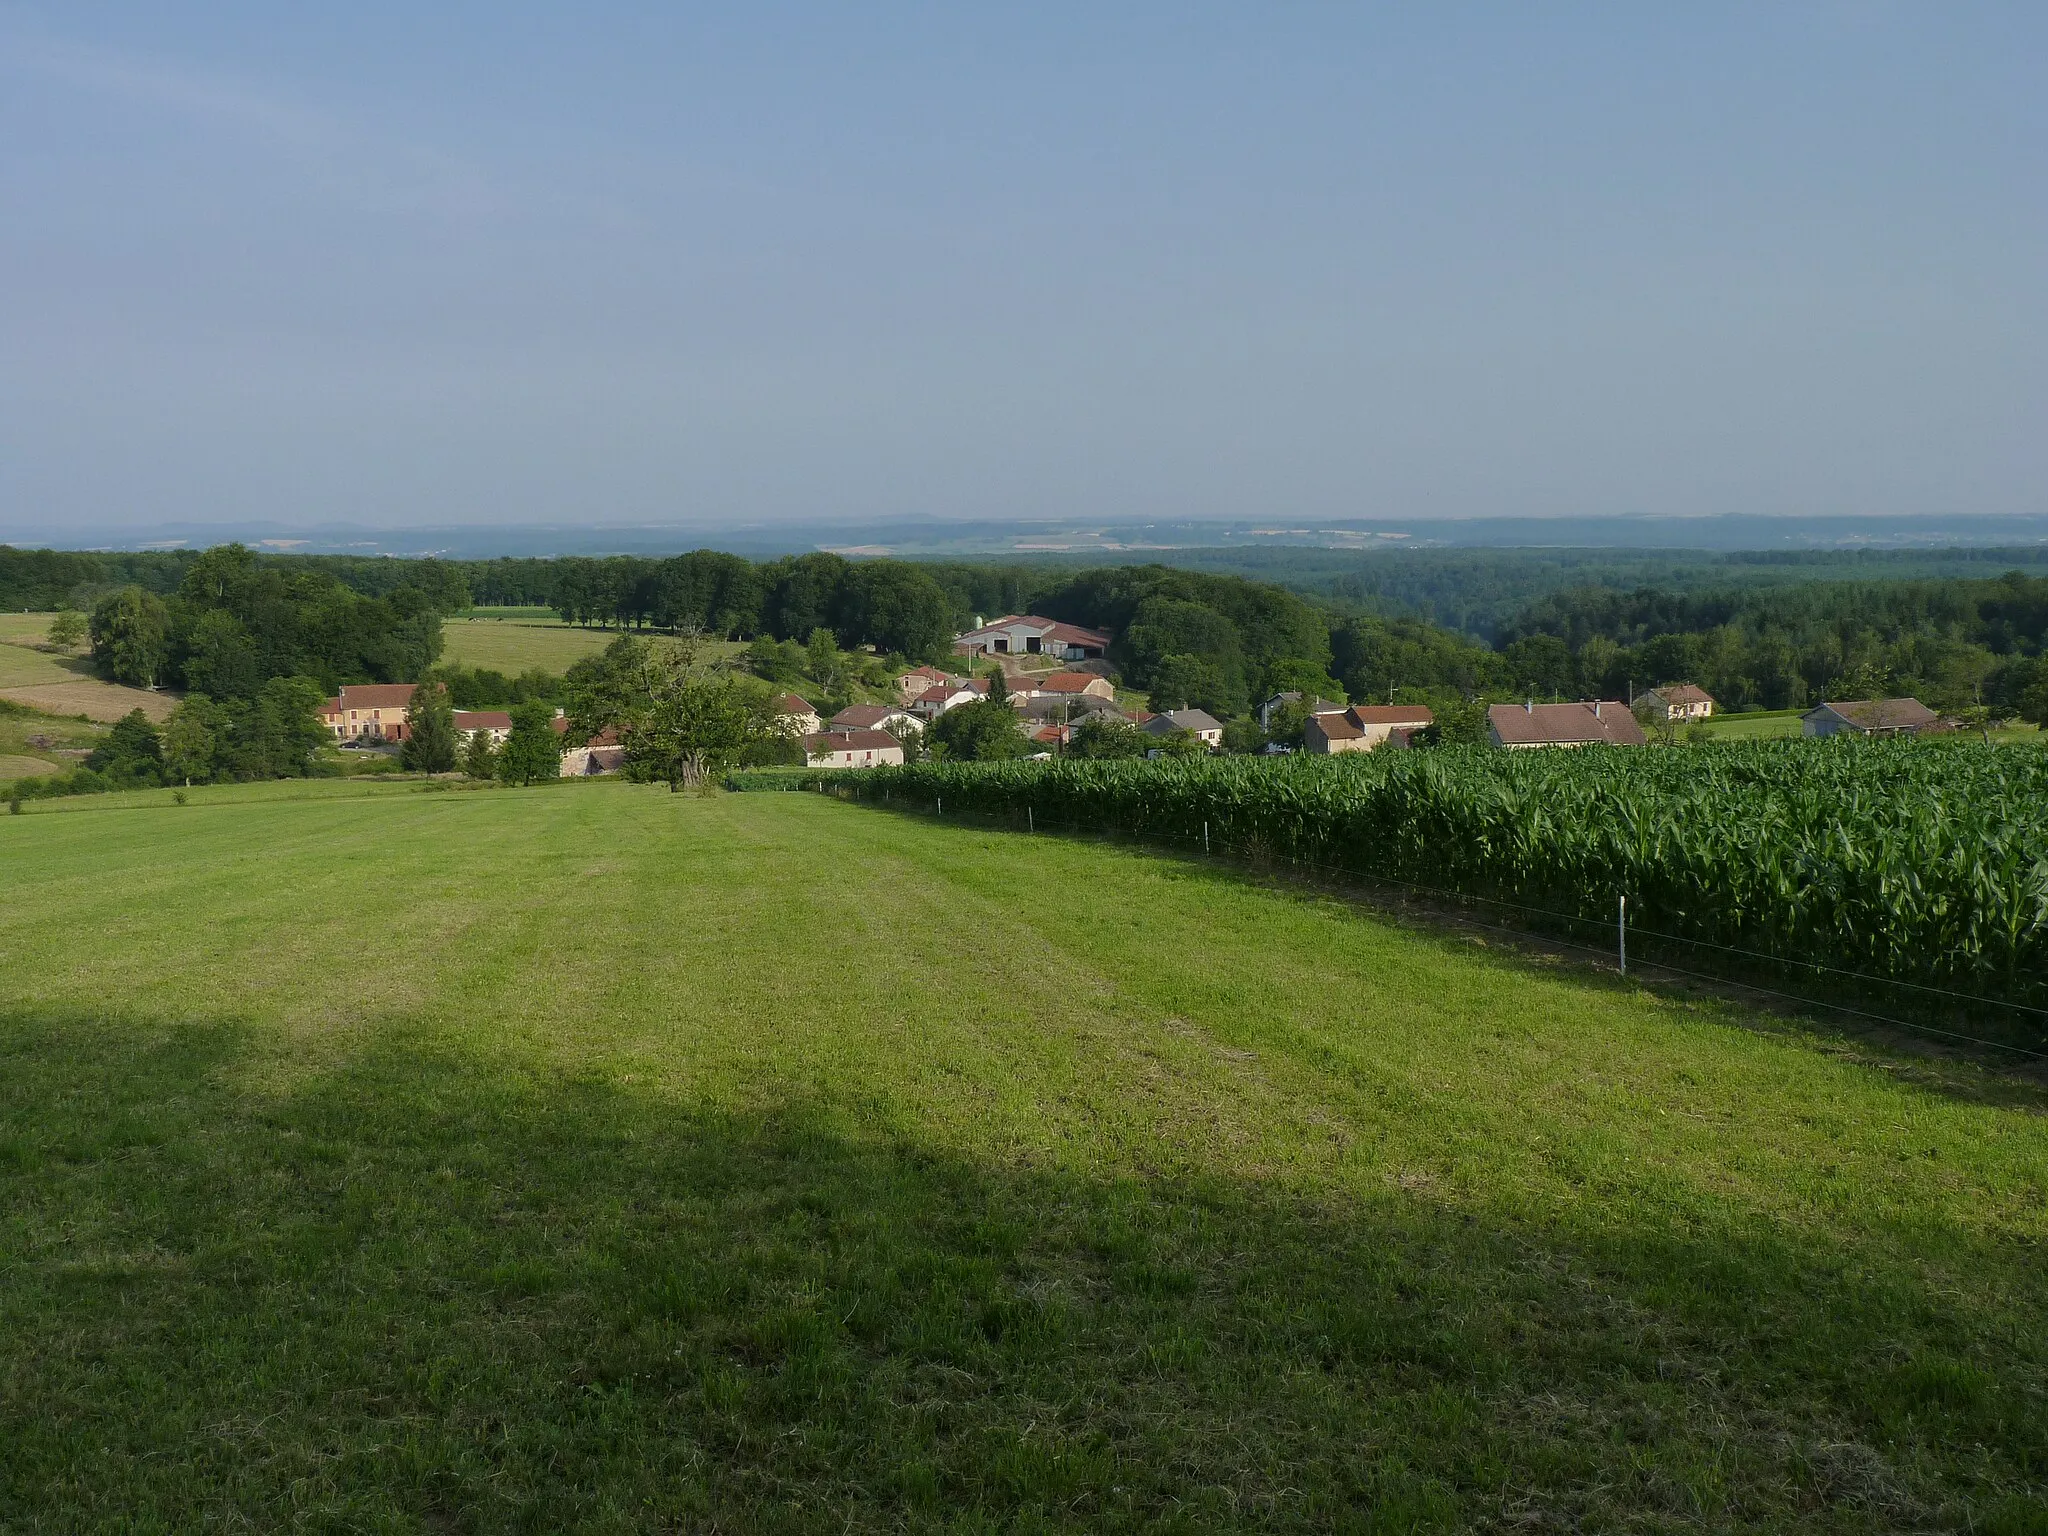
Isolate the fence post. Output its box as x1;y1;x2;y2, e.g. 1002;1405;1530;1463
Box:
937;798;942;818
1618;894;1627;976
1204;820;1210;855
1028;806;1034;834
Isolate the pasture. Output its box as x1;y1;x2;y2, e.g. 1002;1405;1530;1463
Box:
2;781;2045;1530
0;613;175;722
439;613;633;674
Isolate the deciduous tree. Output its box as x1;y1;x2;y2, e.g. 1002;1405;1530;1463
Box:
162;695;223;785
89;587;170;689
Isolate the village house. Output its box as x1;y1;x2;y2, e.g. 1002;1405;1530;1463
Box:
802;728;906;768
910;680;984;721
1036;671;1116;701
1634;683;1717;722
452;709;513;744
1143;708;1224;747
1303;704;1434;754
772;693;821;735
953;615;1111;662
893;665;954;702
830;703;920;735
1802;698;1940;738
1488;700;1647;749
553;719;627;775
317;683;418;743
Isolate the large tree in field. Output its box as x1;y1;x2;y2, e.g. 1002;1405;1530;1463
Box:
929;696;1029;761
89;587;170;689
161;695;224;785
567;636;782;790
498;701;562;786
401;682;459;773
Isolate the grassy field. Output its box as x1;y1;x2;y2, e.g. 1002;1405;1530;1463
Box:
440;614;636;674
0;613;176;721
3;781;2046;1530
1692;709;2043;746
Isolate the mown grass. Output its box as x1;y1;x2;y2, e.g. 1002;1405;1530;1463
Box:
439;616;752;676
2;781;2046;1531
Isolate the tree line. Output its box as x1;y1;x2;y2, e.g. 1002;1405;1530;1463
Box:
20;540;2048;735
82;544;451;696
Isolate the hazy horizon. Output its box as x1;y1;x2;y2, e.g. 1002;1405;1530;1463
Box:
3;5;2042;533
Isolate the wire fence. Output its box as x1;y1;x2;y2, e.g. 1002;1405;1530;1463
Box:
785;775;2048;1063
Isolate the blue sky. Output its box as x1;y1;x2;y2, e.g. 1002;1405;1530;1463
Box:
1;3;2041;532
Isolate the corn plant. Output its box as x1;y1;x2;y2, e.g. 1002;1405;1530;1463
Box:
834;741;2048;1017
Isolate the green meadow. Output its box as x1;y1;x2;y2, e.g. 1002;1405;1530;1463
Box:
2;780;2045;1531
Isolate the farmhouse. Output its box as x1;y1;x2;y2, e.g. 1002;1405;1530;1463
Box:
830;703;920;734
1802;698;1940;738
1143;709;1223;747
953;615;1111;662
553;721;626;776
802;728;906;769
1634;684;1716;722
1303;704;1433;754
1488;701;1646;749
452;710;513;744
910;680;984;720
1037;671;1116;700
893;665;954;702
318;683;417;743
772;693;821;735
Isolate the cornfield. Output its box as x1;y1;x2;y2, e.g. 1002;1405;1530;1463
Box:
815;741;2048;1023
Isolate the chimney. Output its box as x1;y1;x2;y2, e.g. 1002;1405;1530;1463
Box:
1525;699;1533;714
1594;701;1601;719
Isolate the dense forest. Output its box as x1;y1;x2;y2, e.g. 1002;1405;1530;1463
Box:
81;544;451;696
12;541;2048;726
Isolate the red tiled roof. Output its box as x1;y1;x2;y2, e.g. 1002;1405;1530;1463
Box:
453;710;512;730
1040;671;1107;693
1346;705;1434;726
831;704;909;729
1309;713;1364;740
1489;702;1646;746
336;683;417;709
773;693;816;715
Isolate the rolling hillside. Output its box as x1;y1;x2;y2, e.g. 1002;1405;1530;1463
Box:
2;780;2045;1529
